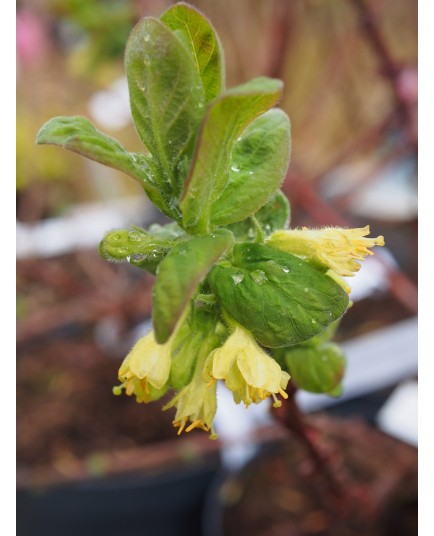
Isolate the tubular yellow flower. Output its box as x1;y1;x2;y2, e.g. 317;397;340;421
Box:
266;225;385;277
208;325;290;408
113;331;171;403
163;354;218;439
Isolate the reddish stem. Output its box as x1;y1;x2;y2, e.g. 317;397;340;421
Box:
272;385;348;510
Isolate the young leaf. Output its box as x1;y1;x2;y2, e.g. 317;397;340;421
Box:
180;77;283;234
36;116;172;207
161;3;224;102
209;243;349;348
226;191;291;241
125;17;205;200
169;308;220;390
278;342;346;394
153;229;234;343
210;109;291;225
99;227;185;274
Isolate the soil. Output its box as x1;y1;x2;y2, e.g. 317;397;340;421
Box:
16;251;206;484
16;333;176;469
220;416;417;536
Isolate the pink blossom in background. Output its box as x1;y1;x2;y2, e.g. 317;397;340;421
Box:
16;9;48;66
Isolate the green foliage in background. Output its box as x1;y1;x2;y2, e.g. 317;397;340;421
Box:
53;0;134;69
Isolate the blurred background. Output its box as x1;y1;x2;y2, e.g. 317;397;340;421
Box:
16;1;417;535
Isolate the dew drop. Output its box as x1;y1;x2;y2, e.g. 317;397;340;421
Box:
128;231;141;242
251;270;267;285
231;273;244;285
131;254;147;263
247;228;255;239
282;266;290;273
311;319;317;324
231;164;240;172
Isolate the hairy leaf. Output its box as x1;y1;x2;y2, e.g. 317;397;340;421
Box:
153;229;234;343
180;77;283;233
209;243;349;347
161;3;224;102
211;109;291;225
99;227;185;274
279;342;346;394
169;308;220;390
125;17;205;200
35;116;174;213
226;191;291;241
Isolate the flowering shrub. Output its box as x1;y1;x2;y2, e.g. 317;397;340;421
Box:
37;3;384;438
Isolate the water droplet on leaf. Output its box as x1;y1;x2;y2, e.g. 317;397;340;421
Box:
128;231;141;242
131;254;147;263
231;273;244;285
251;270;267;285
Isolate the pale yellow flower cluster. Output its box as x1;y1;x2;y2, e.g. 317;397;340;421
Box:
113;324;290;438
267;225;385;277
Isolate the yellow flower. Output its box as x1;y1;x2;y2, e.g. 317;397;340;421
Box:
207;324;290;408
164;355;218;439
266;225;385;277
113;331;171;403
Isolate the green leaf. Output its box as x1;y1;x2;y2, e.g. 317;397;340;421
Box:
226;191;291;241
125;17;205;200
35;116;174;214
279;342;346;394
98;226;185;275
210;109;291;225
209;243;349;348
153;229;234;343
180;77;283;234
169;308;220;390
161;3;224;102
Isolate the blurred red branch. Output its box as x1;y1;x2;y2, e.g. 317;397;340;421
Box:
351;0;417;149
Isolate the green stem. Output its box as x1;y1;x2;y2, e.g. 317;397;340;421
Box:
250;215;265;243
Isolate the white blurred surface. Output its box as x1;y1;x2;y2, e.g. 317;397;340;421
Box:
88;77;132;131
377;381;418;446
16;196;154;259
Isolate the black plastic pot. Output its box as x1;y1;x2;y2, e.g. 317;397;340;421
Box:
17;459;220;536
